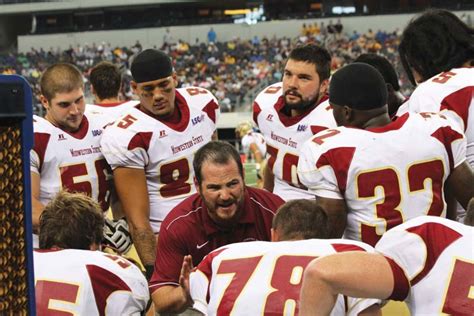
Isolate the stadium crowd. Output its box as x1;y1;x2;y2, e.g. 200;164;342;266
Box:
1;20;411;115
14;8;474;316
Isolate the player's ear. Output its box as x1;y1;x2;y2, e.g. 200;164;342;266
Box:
319;78;330;96
39;95;50;110
130;81;138;93
194;177;201;194
172;72;178;87
271;228;280;242
343;105;353;121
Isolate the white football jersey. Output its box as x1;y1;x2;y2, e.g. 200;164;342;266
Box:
190;239;380;316
31;115;112;212
397;68;473;167
85;100;140;125
34;249;148;315
376;216;473;316
241;131;267;158
101;87;219;233
298;113;466;246
253;82;337;201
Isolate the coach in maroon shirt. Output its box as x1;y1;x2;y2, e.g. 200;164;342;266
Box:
150;141;284;313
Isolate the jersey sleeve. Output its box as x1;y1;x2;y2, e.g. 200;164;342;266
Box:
100;127;150;170
425;112;466;169
31;119;51;174
375;217;464;301
375;223;424;300
88;254;149;315
30;148;40;174
149;226;186;292
345;297;382;316
201;90;220;127
297;138;343;199
189;269;210;314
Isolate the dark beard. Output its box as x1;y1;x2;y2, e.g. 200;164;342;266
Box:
283;92;320;112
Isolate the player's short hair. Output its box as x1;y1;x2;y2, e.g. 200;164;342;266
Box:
272;199;329;240
40;63;84;102
90;61;121;100
287;43;331;81
39;191;104;250
193;141;244;186
464;197;474;227
399;9;474;85
354;54;400;91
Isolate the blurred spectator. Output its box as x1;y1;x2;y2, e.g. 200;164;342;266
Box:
207;27;217;43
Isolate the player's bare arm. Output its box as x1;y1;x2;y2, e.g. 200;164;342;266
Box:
109;182;125;219
446;160;474;211
31;172;45;229
315;196;347;238
263;162;275;192
113;167;156;267
300;252;392;316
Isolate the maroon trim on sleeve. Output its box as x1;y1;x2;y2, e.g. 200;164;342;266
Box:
407;222;462;286
196;247;228;303
384;256;410;301
430;126;464;170
310;125;328;135
331;243;366;253
440;86;473;131
33;132;51;171
201;99;219;124
127;132;153;151
252;101;261;126
86;264;132;316
315;147;356;194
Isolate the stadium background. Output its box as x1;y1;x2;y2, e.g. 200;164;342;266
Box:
1;0;473;314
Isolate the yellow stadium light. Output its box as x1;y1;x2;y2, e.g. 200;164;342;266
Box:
224;9;251;15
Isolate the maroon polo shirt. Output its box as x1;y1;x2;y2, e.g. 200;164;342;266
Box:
149;186;284;292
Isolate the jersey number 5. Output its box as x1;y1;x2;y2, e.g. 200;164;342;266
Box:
59;159;111;212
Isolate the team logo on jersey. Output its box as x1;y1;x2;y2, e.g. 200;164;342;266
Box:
92;129;102;137
159;130;167;138
266;114;273;122
57;134;66;141
297;124;307;132
191;114;205;126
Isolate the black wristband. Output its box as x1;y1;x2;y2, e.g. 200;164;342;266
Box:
145;264;154;281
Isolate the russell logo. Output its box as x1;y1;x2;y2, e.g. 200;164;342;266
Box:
159;130;167;138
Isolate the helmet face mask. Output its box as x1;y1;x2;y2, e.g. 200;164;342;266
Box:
235;121;253;138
